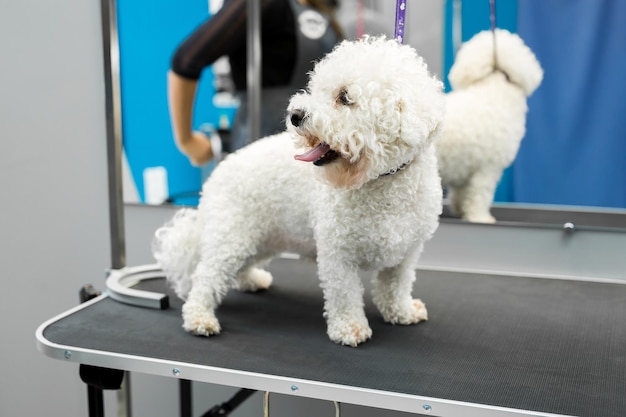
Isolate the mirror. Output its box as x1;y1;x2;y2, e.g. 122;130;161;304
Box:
108;0;626;229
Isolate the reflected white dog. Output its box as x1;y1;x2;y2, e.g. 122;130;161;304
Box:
436;29;543;223
153;37;444;346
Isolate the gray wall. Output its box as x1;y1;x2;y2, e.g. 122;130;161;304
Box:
0;0;111;416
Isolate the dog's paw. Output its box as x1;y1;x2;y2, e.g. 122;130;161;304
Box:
464;213;496;224
327;317;373;347
382;299;428;325
236;268;273;292
182;303;221;336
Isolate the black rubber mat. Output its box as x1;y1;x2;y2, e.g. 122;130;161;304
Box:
42;258;626;416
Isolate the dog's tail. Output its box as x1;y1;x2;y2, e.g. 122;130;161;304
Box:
449;29;543;97
152;208;202;300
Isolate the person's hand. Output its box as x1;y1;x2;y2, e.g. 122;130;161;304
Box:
167;71;217;166
176;131;215;166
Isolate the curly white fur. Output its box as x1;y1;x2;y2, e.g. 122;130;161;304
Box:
436;29;543;223
153;36;444;346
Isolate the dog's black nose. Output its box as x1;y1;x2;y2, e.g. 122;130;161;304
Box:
289;109;305;128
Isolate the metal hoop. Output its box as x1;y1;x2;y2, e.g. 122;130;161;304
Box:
263;392;341;417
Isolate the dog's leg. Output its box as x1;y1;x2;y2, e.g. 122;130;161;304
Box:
181;243;258;336
457;169;500;223
317;256;372;347
448;186;465;217
181;261;229;336
372;249;428;325
235;266;273;292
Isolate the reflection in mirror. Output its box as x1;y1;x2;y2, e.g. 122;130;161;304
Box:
113;0;625;228
437;27;544;224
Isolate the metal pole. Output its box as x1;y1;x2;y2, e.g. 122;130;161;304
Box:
247;0;261;142
99;0;131;416
100;0;127;271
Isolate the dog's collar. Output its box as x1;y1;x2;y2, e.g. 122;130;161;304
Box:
378;161;411;178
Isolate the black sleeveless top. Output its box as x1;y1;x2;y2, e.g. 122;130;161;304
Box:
171;0;298;90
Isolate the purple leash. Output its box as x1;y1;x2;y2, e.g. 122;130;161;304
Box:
394;0;407;44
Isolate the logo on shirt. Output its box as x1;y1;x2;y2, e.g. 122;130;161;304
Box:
298;10;328;40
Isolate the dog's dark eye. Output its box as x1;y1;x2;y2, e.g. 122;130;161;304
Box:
336;88;353;106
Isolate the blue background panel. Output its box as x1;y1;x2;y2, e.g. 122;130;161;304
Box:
514;0;626;208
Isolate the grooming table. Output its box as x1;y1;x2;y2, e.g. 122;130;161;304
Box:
37;257;626;417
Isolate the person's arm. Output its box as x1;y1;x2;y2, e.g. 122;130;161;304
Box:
167;0;250;165
167;70;214;166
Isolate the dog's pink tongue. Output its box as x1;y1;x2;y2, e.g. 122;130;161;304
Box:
294;143;330;162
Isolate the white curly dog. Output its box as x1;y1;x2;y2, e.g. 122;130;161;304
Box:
437;29;543;223
153;36;445;347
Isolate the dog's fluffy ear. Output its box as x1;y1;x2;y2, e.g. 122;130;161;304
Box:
387;41;444;152
399;98;444;150
449;29;543;96
398;73;445;151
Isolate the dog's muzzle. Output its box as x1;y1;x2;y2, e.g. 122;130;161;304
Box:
289;109;340;166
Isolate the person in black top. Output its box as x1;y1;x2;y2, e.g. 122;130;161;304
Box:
168;0;343;166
